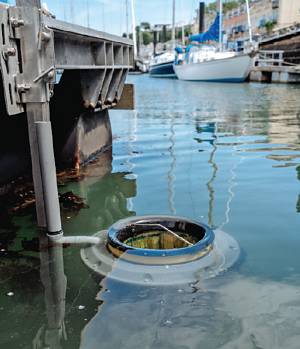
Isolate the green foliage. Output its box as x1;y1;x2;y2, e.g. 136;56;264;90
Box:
206;0;245;13
265;20;275;32
176;26;192;40
224;1;241;12
207;2;217;12
142;31;153;45
140;22;151;30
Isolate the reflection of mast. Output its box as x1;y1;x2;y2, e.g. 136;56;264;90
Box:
126;110;138;212
206;126;218;227
220;126;246;230
168;117;176;215
33;238;67;349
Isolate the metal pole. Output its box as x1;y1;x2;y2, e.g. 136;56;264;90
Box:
36;121;62;236
153;30;157;55
27;104;50;228
70;0;75;23
219;0;223;51
182;23;185;45
199;2;205;34
86;0;90;28
131;0;137;57
245;0;253;43
126;0;129;37
172;0;176;49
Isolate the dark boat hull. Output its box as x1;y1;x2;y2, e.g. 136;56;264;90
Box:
149;61;176;78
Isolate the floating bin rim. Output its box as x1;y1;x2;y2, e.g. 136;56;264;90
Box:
107;215;215;259
81;228;240;285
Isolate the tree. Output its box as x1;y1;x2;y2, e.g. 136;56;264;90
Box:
265;20;275;33
140;22;151;30
206;0;245;14
142;31;153;45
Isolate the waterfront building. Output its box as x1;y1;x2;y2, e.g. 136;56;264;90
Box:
277;0;300;28
192;0;300;49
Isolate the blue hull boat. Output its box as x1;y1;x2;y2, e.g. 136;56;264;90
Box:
149;60;176;78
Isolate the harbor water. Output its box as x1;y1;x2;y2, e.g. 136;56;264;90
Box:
1;75;300;348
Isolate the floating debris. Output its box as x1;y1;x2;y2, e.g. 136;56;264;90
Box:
59;191;88;212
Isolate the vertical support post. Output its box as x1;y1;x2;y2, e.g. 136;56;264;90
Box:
26;103;50;228
14;3;55;229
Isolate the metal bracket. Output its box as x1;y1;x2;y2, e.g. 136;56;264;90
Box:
0;7;24;115
0;0;134;116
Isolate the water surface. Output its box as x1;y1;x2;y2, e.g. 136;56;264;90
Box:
1;76;300;348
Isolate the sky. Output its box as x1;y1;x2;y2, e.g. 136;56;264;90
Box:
5;0;214;36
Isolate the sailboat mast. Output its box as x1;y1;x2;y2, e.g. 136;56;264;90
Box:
70;0;75;23
126;0;129;37
245;0;253;43
172;0;176;49
86;0;90;28
219;0;223;51
131;0;138;57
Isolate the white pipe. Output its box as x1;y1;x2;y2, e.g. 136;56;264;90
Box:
245;0;253;43
219;0;223;51
36;121;62;235
49;235;101;245
131;0;137;57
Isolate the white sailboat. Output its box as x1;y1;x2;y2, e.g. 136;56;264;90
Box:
174;0;255;82
149;0;177;77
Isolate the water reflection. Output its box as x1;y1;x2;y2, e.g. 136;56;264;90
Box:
205;123;218;228
1;77;300;348
33;240;66;349
297;165;300;214
61;150;137;233
167;115;176;215
79;270;300;349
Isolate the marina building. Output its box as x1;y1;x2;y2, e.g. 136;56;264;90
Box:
193;0;300;48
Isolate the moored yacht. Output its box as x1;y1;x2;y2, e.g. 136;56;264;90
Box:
174;44;254;82
174;1;255;82
149;51;176;77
